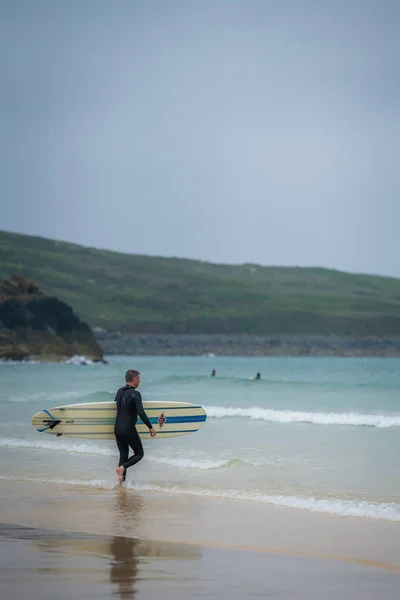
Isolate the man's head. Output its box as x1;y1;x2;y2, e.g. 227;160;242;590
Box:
125;369;140;388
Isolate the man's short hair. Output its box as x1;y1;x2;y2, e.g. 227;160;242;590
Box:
125;369;140;383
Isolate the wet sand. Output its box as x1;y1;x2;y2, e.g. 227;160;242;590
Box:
1;524;400;600
1;480;399;598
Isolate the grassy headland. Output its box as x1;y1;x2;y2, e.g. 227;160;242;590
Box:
1;230;400;336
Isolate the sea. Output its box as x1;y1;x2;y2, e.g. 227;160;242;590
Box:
1;355;399;522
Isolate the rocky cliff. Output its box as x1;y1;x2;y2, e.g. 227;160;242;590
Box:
0;276;105;362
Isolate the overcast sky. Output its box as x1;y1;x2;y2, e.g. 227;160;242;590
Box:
1;0;399;276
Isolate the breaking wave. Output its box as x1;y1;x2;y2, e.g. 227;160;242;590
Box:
1;474;399;522
204;406;400;428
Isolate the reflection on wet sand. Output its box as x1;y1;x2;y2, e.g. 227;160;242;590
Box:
21;524;201;599
113;487;144;535
29;533;201;562
110;536;138;598
109;536;202;598
2;525;400;600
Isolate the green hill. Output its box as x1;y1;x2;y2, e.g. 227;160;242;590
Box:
1;230;400;336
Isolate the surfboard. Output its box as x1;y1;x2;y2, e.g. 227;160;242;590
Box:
31;400;207;440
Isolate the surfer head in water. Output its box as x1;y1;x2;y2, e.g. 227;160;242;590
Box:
114;369;156;484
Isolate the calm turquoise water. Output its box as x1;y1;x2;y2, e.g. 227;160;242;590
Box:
1;356;400;521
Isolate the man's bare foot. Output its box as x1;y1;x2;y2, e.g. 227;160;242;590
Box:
116;466;124;484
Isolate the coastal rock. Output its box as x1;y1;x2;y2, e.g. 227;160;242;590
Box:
0;276;105;362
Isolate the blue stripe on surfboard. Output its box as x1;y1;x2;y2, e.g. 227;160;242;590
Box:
145;415;206;423
58;429;199;435
36;415;206;426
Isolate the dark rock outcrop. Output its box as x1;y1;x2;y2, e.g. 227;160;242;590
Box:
0;276;105;362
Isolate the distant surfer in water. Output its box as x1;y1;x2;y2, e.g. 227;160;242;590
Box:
211;369;216;377
255;373;261;380
114;370;156;484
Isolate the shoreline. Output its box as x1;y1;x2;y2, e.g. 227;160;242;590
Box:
1;480;399;572
95;333;400;357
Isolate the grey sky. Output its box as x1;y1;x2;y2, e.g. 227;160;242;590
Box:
1;0;399;276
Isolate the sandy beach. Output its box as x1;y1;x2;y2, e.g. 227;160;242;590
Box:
2;356;400;598
1;480;399;598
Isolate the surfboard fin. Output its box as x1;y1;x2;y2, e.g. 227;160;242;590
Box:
37;409;61;432
43;419;61;430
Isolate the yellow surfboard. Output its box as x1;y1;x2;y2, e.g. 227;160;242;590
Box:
31;400;207;440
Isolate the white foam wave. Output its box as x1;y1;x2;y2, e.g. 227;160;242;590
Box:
147;457;237;470
1;474;399;522
66;355;94;365
0;437;115;456
0;474;115;488
130;484;400;521
204;406;400;428
0;359;39;365
0;438;251;470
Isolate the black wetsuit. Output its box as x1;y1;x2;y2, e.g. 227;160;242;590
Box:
114;385;152;480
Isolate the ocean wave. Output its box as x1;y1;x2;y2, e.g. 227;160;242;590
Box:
1;474;399;521
0;438;253;470
131;484;400;522
66;355;94;366
146;457;254;470
204;406;400;428
0;438;115;456
0;359;39;365
1;390;114;403
0;355;104;366
3;390;85;403
0;474;115;488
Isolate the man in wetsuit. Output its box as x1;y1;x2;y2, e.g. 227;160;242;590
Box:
114;369;156;484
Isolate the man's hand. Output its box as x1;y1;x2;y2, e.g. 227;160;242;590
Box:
149;428;156;437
